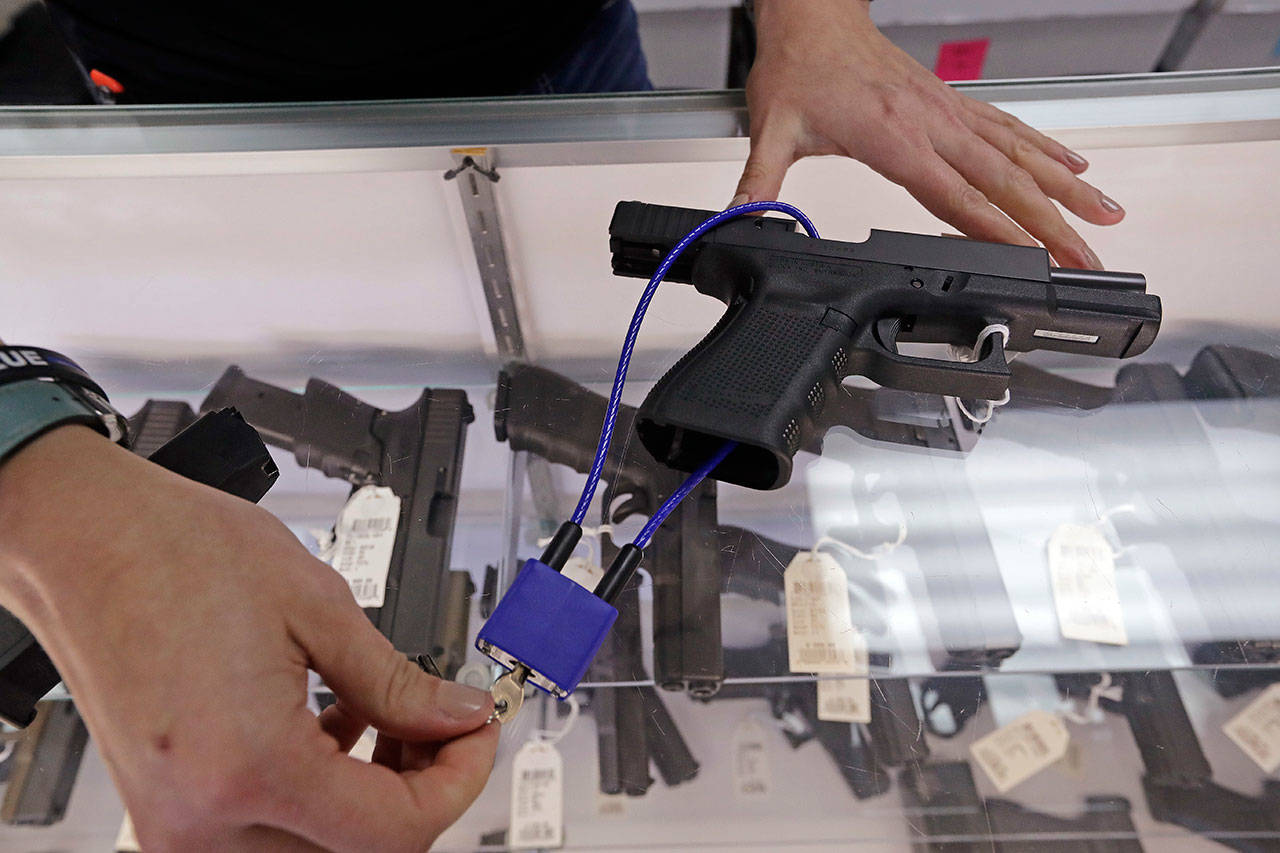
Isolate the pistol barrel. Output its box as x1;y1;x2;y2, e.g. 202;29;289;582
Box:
1050;267;1147;292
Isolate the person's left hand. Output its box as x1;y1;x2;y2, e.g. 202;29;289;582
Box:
736;0;1124;269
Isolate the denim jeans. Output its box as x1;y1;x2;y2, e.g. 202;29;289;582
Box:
524;0;653;94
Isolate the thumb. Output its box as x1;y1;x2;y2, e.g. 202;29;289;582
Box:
731;121;795;207
298;590;493;740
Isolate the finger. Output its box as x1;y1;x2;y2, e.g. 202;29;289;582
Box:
932;128;1099;268
871;144;1035;249
732;116;798;206
964;97;1091;174
401;722;499;816
317;702;369;754
271;723;500;852
968;113;1124;226
290;584;492;741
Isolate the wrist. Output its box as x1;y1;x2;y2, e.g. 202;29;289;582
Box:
753;0;874;54
0;426;126;625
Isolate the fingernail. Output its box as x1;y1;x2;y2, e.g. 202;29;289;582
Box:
1064;149;1088;169
1083;246;1103;270
437;681;491;719
728;192;749;209
1099;194;1123;214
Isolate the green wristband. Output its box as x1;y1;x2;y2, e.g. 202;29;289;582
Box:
0;379;122;466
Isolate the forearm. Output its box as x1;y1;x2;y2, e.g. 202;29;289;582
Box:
753;0;874;56
0;425;123;629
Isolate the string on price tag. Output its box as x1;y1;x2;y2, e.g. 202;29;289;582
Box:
970;710;1070;793
561;556;604;591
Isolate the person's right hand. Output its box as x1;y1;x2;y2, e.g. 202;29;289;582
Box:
737;0;1124;269
0;425;498;851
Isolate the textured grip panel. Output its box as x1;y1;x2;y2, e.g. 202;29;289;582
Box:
638;295;848;490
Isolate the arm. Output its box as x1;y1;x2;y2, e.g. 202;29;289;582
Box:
0;426;497;850
741;0;1124;269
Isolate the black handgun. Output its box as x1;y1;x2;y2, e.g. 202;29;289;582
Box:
608;201;1161;490
718;523;930;774
492;365;700;793
1002;350;1280;681
0;402;278;729
588;534;699;796
1183;344;1280;433
717;640;892;800
820;385;1022;672
495;362;723;697
201;366;474;677
1057;670;1280;852
900;760;1143;852
715;525;923;800
1180;344;1280;695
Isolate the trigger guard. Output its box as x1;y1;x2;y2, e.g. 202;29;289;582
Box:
872;317;1009;368
855;318;1011;400
609;493;648;524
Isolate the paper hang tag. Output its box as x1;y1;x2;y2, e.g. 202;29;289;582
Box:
350;727;377;763
510;741;564;850
970;710;1071;794
785;551;868;674
1223;683;1280;774
817;677;872;724
561;556;604;591
317;485;401;608
1048;523;1128;646
115;812;141;852
732;718;772;798
596;792;628;817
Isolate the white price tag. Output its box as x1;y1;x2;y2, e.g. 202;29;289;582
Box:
1224;683;1280;774
510;741;563;850
350;727;377;763
115;811;141;852
785;552;866;674
732;719;772;798
1048;524;1128;646
818;677;872;723
316;485;400;608
970;710;1070;793
561;556;604;591
596;792;628;817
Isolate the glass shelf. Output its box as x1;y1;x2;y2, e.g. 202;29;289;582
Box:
2;70;1279;852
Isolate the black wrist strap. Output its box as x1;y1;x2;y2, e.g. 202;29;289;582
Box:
0;347;110;400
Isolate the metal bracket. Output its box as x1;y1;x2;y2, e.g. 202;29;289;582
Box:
446;147;524;360
444;155;501;183
445;147;562;551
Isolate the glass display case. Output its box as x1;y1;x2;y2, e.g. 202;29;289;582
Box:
1;69;1279;851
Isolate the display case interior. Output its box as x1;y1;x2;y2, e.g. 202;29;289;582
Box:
0;71;1278;851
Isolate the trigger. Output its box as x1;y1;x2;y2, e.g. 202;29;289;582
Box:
873;317;904;353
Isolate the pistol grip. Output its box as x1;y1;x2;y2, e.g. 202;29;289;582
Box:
850;319;1011;401
638;295;849;490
